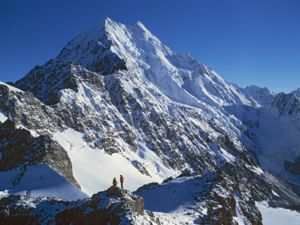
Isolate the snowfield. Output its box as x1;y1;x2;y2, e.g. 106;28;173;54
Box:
135;175;208;224
257;202;300;225
53;128;177;195
0;164;87;200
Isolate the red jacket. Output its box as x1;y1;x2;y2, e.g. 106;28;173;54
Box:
120;175;124;183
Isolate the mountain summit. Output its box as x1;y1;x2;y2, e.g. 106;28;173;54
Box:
1;19;300;224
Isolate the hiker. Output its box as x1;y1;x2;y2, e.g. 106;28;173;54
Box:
120;174;124;189
113;177;118;187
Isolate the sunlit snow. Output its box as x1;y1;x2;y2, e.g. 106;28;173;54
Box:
257;202;300;225
54;128;177;195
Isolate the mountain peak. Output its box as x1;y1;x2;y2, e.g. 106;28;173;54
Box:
55;18;127;74
17;18;254;107
104;17;125;33
104;16;114;24
56;18;166;73
239;85;275;105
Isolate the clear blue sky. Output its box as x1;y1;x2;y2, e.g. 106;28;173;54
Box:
0;0;299;92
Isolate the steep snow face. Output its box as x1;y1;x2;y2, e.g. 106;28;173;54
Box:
108;19;253;107
239;85;275;106
0;164;87;200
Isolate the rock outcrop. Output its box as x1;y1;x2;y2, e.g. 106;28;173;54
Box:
0;187;146;225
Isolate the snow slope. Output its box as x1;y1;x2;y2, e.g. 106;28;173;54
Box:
135;175;208;224
257;202;300;225
0;81;23;93
136;176;205;213
238;104;300;185
0;164;87;200
53;128;177;195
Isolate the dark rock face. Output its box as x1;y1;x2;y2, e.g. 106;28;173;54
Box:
89;54;127;75
0;195;38;225
0;214;38;225
131;160;151;176
205;193;237;225
55;206;120;225
56;27;128;75
15;62;78;105
202;167;263;225
285;157;300;175
0;83;63;132
272;93;300;115
0;187;145;225
0;120;78;188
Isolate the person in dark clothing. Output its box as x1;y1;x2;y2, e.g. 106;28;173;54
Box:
113;177;118;187
120;174;124;189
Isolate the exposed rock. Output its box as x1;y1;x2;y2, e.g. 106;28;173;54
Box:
0;120;79;188
0;187;145;225
285;157;300;175
272;93;300;115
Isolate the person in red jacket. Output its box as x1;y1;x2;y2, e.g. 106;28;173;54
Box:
120;174;124;189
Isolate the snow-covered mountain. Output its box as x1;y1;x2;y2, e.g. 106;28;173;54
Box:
272;92;300;115
292;88;300;98
239;85;275;106
1;18;300;224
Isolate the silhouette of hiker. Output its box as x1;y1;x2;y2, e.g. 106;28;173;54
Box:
113;177;118;187
120;174;124;189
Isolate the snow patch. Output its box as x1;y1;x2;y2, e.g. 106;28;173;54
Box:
0;190;8;199
256;202;300;225
0;111;7;123
0;81;23;93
